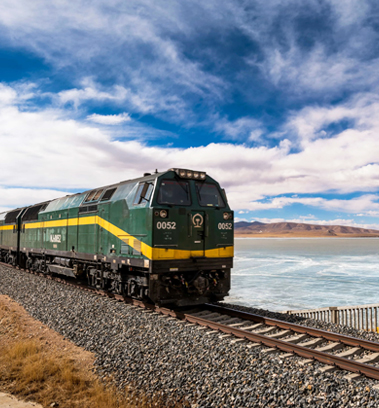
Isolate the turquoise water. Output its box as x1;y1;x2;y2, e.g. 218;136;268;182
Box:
225;238;379;312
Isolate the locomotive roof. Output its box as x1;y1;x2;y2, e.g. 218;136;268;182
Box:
74;168;215;198
0;169;216;216
38;170;167;213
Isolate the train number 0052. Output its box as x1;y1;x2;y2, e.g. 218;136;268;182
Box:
218;223;233;230
156;221;176;230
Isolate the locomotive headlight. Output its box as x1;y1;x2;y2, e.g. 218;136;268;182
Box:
160;210;168;218
170;168;206;179
223;212;229;220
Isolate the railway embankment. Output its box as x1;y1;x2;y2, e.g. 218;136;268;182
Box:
1;265;379;407
0;293;156;408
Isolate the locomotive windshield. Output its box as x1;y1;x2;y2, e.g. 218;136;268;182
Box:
157;180;191;205
195;182;225;207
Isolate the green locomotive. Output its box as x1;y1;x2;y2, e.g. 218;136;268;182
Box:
0;169;233;306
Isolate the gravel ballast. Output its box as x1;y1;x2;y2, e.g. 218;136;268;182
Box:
1;265;379;407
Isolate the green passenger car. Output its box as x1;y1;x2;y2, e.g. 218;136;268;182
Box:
0;169;233;306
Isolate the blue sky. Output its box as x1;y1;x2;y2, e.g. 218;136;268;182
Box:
1;0;379;229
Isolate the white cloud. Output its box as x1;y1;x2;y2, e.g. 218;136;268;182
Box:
235;0;379;103
283;93;379;144
0;187;68;211
56;79;193;120
237;195;379;217
0;0;226;119
214;116;264;141
58;79;128;108
0;0;377;127
0;84;17;106
1;82;379;220
254;45;379;98
328;0;370;27
249;129;264;142
87;113;131;125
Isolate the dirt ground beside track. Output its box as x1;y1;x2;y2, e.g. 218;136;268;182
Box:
0;391;43;407
0;294;95;373
0;294;160;408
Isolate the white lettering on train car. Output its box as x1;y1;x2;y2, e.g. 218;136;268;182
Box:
218;223;233;230
156;221;176;230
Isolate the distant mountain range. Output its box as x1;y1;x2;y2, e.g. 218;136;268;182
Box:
234;221;379;237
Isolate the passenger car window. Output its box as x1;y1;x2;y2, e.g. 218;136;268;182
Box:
157;180;191;206
195;182;225;207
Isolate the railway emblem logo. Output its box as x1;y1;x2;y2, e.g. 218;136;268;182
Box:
192;213;204;228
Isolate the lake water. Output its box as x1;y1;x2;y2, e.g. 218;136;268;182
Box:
224;238;379;312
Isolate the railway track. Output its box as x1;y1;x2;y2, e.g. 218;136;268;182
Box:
181;304;379;382
2;261;379;383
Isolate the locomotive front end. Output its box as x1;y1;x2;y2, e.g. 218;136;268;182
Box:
148;169;233;306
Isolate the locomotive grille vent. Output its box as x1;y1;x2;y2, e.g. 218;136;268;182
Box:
5;209;22;224
121;239;130;254
133;240;142;255
101;188;117;201
84;190;97;203
79;205;98;214
23;204;47;222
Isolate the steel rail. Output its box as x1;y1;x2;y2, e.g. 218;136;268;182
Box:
180;314;379;381
204;303;379;352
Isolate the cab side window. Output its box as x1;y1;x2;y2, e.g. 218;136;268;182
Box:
133;182;154;205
